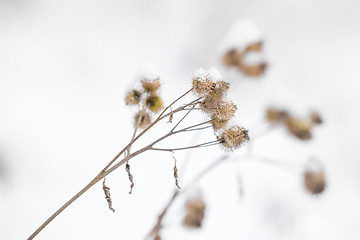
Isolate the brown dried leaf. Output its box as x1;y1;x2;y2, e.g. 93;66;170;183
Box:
102;178;115;212
126;162;134;194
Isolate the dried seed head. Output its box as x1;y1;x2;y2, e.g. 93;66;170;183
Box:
215;100;237;121
310;111;323;125
192;67;224;99
210;114;229;130
223;49;243;67
146;94;164;113
219;126;250;151
266;108;289;124
242;62;267;77
304;158;326;195
141;78;161;93
184;198;206;228
125;90;142;105
245;41;263;52
304;170;326;195
134;112;152;129
286;117;313;140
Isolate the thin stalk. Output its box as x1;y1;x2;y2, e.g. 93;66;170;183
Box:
182;125;212;132
146;155;229;239
27;88;194;240
151;139;221;152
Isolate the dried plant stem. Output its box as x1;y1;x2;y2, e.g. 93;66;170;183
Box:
146;155;229;239
28;88;195;240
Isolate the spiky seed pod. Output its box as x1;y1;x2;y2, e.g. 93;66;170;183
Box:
219;126;249;151
223;49;243;67
192;67;224;99
184;198;206;228
266;108;289;124
304;170;326;195
192;77;216;99
141;78;161;93
145;94;164;113
210;114;229;130
134;112;152;129
208;80;230;104
215;100;237;121
241;62;267;77
125;90;142;105
285;117;313;140
310;111;323;125
245;41;263;52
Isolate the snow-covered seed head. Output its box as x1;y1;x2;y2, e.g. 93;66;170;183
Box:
285;117;313;140
191;67;224;98
304;159;326;195
125;89;142;105
134;112;152;129
183;197;206;228
141;78;161;93
266;108;289;124
304;170;326;195
219;126;249;151
145;94;164;113
245;41;263;52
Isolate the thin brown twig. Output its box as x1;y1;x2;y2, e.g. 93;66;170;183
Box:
27;88;194;240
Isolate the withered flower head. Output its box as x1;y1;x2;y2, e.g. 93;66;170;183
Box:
210;114;229;130
285;117;313;140
125;89;142;105
310;111;323;125
245;41;263;52
223;49;243;68
192;67;224;99
215;100;237;121
304;159;326;195
141;78;161;93
219;126;250;151
242;62;267;77
184;197;206;228
266;108;289;124
134;112;152;129
146;94;164;113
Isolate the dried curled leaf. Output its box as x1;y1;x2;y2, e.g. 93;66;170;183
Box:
172;152;180;189
126;162;134;194
102;178;115;212
168;108;174;123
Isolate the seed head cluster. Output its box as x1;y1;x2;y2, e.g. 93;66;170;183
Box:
223;42;267;77
125;76;164;129
192;67;249;151
218;126;250;151
266;108;322;140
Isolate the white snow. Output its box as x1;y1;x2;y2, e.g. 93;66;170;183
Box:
193;66;222;81
219;19;263;53
134;62;160;81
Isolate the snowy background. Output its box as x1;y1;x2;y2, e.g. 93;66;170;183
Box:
1;0;360;239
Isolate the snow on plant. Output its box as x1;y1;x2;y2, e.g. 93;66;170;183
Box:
221;19;268;77
27;66;249;239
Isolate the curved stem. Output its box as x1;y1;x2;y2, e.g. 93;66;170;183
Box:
27;88;194;240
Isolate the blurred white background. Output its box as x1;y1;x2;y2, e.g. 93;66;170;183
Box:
1;0;360;239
